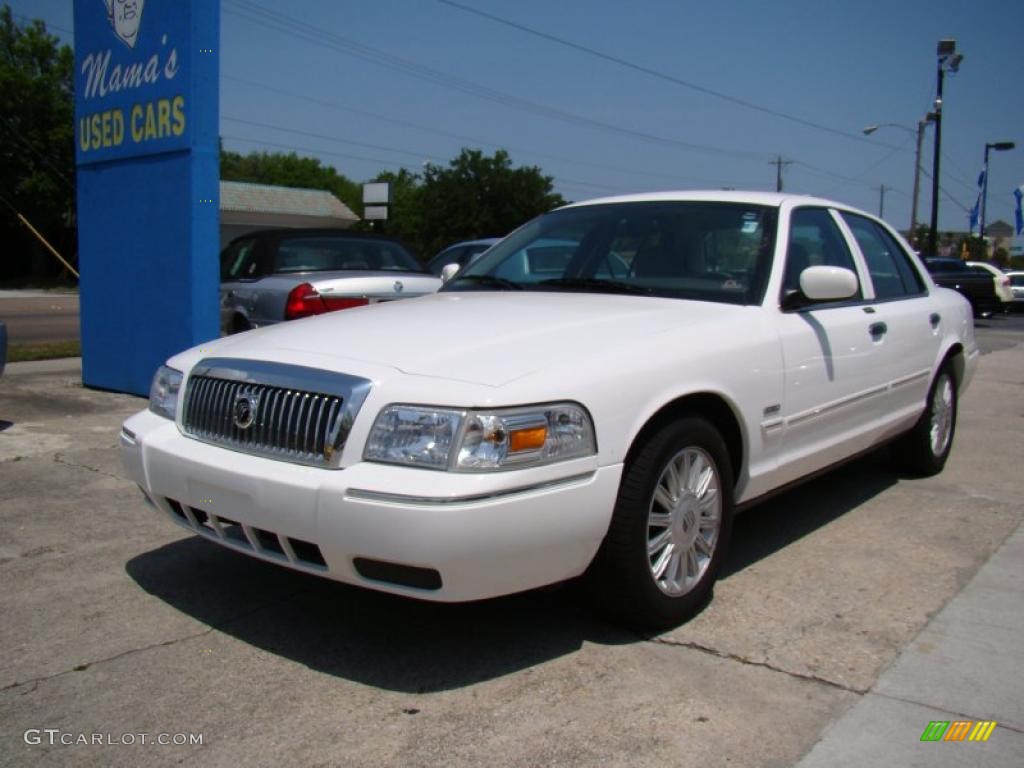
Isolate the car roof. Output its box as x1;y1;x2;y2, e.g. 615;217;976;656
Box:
441;238;502;249
228;228;405;245
559;189;872;215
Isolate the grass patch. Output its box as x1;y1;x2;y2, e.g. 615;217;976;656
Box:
8;340;81;362
0;278;78;292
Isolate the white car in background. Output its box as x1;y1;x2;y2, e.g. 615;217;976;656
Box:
121;192;978;629
966;261;1013;306
1006;271;1024;309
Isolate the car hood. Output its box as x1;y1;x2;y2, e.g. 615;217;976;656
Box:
187;292;746;387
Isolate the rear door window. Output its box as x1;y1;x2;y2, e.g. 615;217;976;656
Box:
841;213;924;299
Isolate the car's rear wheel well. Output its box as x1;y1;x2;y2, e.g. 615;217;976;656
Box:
625;394;744;488
943;343;964;390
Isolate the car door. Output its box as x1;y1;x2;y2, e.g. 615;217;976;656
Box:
838;212;940;431
773;207;889;485
220;236;261;331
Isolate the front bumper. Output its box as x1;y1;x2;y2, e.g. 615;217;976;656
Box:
121;409;621;602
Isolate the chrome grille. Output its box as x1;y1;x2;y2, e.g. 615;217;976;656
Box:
181;358;372;468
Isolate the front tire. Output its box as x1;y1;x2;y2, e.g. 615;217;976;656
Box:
896;364;958;476
588;417;734;630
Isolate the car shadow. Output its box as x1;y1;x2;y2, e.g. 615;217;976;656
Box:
126;537;635;694
125;450;902;692
721;450;900;579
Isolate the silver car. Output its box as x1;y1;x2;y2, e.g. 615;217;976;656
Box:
220;229;441;334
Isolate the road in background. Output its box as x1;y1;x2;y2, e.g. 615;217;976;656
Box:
0;293;79;344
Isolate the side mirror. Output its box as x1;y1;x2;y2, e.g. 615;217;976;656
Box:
781;266;859;310
440;263;461;283
800;265;858;301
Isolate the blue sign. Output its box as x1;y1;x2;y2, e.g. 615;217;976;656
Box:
74;1;200;164
74;0;219;395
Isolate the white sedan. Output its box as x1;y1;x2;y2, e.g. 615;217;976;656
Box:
121;192;978;628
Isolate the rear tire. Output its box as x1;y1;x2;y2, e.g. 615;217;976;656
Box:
588;416;734;630
231;315;252;335
895;363;957;476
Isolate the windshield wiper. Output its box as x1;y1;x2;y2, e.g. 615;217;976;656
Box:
449;274;523;290
536;277;650;295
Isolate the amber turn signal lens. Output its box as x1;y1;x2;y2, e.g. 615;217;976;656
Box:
509;426;547;453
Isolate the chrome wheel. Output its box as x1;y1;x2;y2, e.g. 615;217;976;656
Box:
929;373;954;457
647;447;722;596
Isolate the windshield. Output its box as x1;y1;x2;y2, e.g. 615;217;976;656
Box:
275;237;423;274
442;201;778;305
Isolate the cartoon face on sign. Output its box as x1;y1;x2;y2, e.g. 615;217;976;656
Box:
104;0;145;48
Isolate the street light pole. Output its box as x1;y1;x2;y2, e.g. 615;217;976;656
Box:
863;115;935;246
980;141;1016;240
928;39;963;257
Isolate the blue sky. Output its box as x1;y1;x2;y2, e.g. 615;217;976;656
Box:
15;0;1024;236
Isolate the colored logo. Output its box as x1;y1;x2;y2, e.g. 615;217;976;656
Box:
920;720;997;742
104;0;145;49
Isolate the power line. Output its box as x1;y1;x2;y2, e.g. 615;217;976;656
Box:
437;0;901;150
221;135;623;194
223;74;759;188
222;0;767;164
10;12;73;37
222;116;427;160
223;2;899;199
222;135;415;172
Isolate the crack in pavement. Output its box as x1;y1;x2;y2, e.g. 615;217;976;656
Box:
53;451;130;483
648;635;868;695
1;591;303;695
1;628;216;694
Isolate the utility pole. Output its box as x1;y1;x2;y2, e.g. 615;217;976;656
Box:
877;184;888;218
771;156;793;192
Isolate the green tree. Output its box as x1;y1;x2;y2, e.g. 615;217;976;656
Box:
0;6;75;280
220;147;363;216
417;148;563;257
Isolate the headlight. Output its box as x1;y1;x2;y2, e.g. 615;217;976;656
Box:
148;365;183;420
364;402;596;471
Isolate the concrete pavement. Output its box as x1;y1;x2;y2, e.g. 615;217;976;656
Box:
0;324;1021;766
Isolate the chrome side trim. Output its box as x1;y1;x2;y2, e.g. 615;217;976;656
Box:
787;384;888;427
345;472;596;507
889;369;930;390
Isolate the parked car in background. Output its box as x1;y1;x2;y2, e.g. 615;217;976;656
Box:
1006;271;1024;309
0;320;6;376
124;192;977;629
924;258;1001;317
220;229;441;334
966;261;1013;306
426;238;501;276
